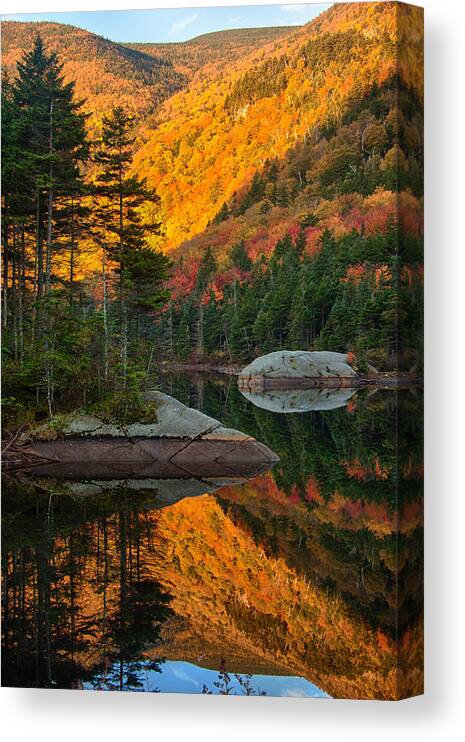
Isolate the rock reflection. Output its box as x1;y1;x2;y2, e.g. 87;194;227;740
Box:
1;381;423;700
239;386;357;413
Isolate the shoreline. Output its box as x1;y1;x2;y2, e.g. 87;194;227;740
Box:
157;361;423;388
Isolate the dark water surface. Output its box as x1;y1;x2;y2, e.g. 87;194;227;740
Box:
1;373;423;699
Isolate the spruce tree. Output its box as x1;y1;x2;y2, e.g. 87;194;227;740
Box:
230;240;252;271
12;34;88;295
195;246;217;294
93;106;171;380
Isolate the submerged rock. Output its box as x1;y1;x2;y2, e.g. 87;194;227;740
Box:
240;386;357;413
238;350;357;390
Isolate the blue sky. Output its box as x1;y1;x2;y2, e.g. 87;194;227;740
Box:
84;659;330;697
1;4;331;43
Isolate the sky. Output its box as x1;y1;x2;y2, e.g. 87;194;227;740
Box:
84;659;331;697
1;4;331;43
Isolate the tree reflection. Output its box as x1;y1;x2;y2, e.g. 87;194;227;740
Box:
1;383;423;698
2;490;173;689
201;660;266;696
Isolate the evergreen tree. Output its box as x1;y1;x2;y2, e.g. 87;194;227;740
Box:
236;172;264;214
1;74;19;330
93;106;171;380
213;201;230;224
230;240;252;271
195;246;217;294
2;36;93;411
203;291;223;354
11;34;88;295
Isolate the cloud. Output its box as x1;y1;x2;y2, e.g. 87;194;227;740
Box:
229;17;241;23
172;667;200;687
279;4;313;25
280;4;308;12
281;686;311;697
168;13;198;38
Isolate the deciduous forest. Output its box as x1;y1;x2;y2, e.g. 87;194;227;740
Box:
1;2;424;701
1;1;423;417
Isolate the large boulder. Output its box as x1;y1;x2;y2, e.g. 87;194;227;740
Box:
32;391;248;440
19;391;278;475
238;350;357;390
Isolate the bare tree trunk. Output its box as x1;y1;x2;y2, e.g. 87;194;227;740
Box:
45;98;54;294
36;189;44;299
243;327;252;359
2;213;8;330
45;186;53;294
69;195;75;305
145;344;156;386
118;161;126;388
121;300;128;387
197;302;204;357
102;252;109;383
169;308;174;357
45;336;54;418
224;328;232;361
18;224;25;366
12;225;18;360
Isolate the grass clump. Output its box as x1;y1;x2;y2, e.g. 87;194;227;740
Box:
88;373;158;426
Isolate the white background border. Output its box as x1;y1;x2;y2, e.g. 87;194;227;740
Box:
1;1;464;739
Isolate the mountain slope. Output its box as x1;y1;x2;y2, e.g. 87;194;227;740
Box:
1;22;298;122
1;20;187;121
126;26;298;79
134;1;423;250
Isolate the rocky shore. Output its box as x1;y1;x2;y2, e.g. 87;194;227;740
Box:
159;353;421;388
5;391;278;478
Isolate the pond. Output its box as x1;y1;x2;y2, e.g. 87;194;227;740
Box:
1;373;423;699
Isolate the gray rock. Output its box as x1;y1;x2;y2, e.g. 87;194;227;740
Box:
141;390;223;438
33;392;229;441
64;414;103;434
240;387;357;413
28;392;279;468
239;350;357;384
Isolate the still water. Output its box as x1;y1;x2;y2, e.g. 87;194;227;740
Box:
1;374;423;699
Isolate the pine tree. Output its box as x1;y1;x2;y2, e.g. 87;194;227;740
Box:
12;34;88;296
230;240;252;271
195;246;217;294
1;74;18;330
203;291;223;355
213;201;230;224
93;106;171;381
1;36;91;408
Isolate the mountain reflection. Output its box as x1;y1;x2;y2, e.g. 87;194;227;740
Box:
1;376;423;699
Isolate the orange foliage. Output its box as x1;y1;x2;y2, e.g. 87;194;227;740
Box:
133;3;423;252
343;456;391;481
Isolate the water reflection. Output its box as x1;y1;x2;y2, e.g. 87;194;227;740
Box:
83;659;327;697
1;375;423;699
239;386;356;413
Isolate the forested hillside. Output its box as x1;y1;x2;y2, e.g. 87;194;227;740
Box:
1;2;424;418
135;2;423;369
1;22;297;121
134;1;423;248
1;21;187;120
126;26;296;79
